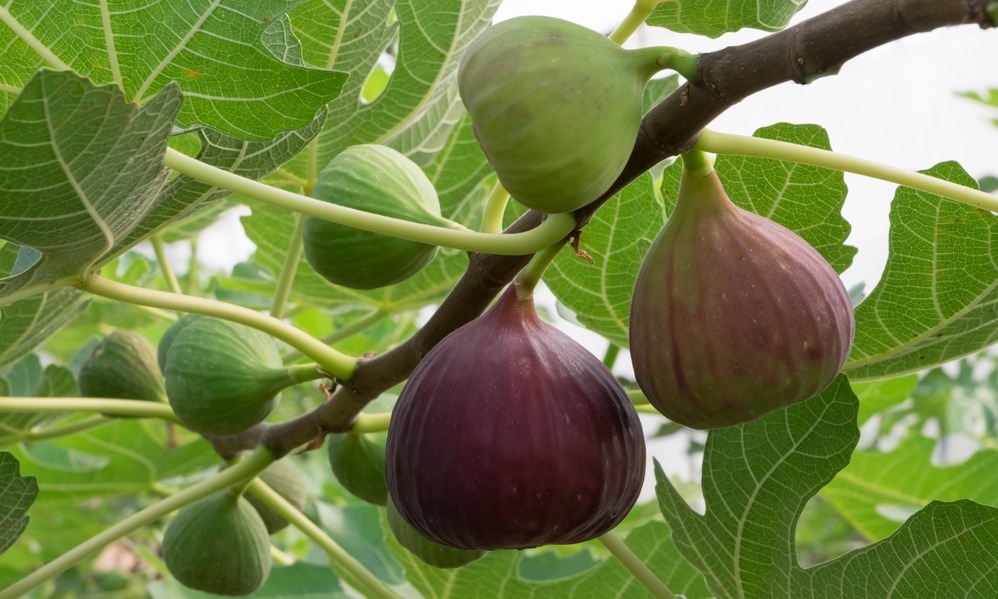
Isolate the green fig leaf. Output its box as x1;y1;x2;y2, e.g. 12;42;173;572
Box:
845;162;998;379
0;287;89;369
648;0;809;38
0;452;38;555
0;356;78;444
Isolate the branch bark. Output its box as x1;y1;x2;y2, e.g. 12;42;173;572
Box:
260;0;995;457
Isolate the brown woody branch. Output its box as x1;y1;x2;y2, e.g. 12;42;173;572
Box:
255;0;995;457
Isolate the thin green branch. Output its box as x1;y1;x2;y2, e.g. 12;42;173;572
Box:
163;148;576;255
610;0;663;45
73;274;358;381
270;212;307;319
150;234;182;294
695;129;998;212
354;412;391;433
280;309;387;364
598;532;677;599
514;242;566;299
0;397;179;423
0;415;111;447
603;344;621;370
246;478;401;599
0;447;276;599
480;181;510;233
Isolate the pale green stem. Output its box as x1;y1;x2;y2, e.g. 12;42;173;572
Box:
695;129;998;212
280;309;387;364
163;148;576;255
480;181;511;233
610;0;663;45
0;6;71;70
0;397;180;422
0;447;276;599
602;344;621;370
270;546;295;567
0;415;111;447
246;479;401;599
286;363;325;385
73;274;358;381
270;213;306;319
150;234;182;294
354;412;392;433
186;236;201;295
680;148;715;177
598;532;677;599
513;242;567;299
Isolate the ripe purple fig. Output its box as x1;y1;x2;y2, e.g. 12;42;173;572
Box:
629;166;855;429
386;286;645;551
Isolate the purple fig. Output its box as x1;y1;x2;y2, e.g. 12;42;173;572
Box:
629;167;855;429
386;287;645;551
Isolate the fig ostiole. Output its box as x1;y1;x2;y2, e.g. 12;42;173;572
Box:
628;160;855;429
244;459;307;534
385;286;646;551
386;495;485;568
162;490;272;596
78;329;167;405
327;431;388;506
458;16;672;214
161;316;321;436
303;144;450;290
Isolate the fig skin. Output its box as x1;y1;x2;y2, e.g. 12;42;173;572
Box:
458;16;667;213
244;459;307;534
385;287;646;551
327;431;388;506
303;144;449;290
386;496;485;568
629;167;855;429
78;329;166;404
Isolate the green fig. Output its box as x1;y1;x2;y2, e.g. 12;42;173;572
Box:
162;491;272;596
157;313;203;373
303;144;449;290
161;317;313;436
244;459;307;534
628;166;855;429
387;496;485;569
458;16;668;213
327;431;388;506
78;329;166;404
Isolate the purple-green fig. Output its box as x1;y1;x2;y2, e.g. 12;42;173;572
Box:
162;491;272;596
327;431;388;506
385;287;645;551
628;167;855;429
458;16;668;213
386;496;485;568
78;329;166;404
303;144;449;290
244;460;307;534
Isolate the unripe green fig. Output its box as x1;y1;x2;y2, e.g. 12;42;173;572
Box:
387;496;485;568
244;460;307;534
161;317;309;436
386;287;645;550
327;431;388;505
458;16;667;213
157;313;203;373
629;166;855;429
303;144;449;290
162;491;272;596
78;329;166;404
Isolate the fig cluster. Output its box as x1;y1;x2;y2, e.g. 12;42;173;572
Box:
629;166;855;429
385;287;645;551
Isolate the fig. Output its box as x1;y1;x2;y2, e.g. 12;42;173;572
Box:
327;431;388;506
162;490;272;596
157;313;203;373
161;317;303;436
78;329;166;404
628;166;855;429
386;496;485;568
458;16;667;213
302;144;449;289
385;287;645;550
244;459;307;534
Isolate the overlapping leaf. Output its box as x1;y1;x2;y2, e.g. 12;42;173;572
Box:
845;162;998;379
0;356;78;444
0;0;346;139
648;0;808;38
0;452;37;555
0;288;88;369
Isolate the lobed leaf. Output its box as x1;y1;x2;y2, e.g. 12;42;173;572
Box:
0;452;37;555
648;0;808;38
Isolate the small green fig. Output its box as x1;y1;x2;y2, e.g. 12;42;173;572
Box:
629;166;855;429
458;16;668;213
157;313;203;373
387;496;485;569
78;329;166;404
244;460;307;534
303;144;449;290
161;317;301;436
327;431;388;506
162;491;272;596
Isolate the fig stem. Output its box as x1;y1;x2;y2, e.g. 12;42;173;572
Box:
354;411;392;433
695;129;998;212
150;234;182;295
0;397;180;423
0;446;276;599
73;274;359;381
270;212;306;320
480;181;511;234
680;148;715;177
280;308;388;364
598;532;678;599
246;478;402;599
610;0;663;45
163;148;577;255
286;363;326;385
0;414;110;446
603;343;621;370
513;241;567;299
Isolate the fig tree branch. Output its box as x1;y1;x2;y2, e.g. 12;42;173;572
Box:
255;0;994;457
